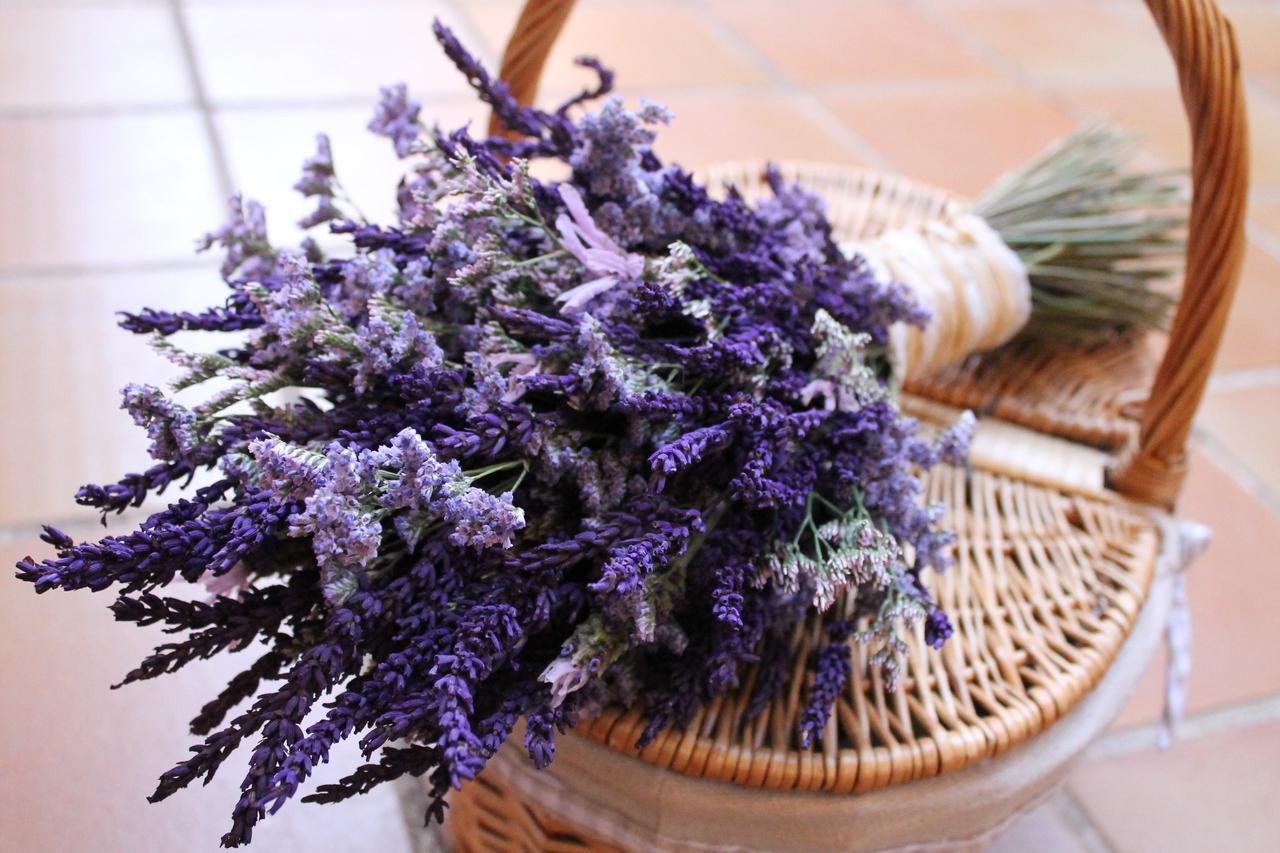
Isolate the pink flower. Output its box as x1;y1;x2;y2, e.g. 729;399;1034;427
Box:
486;351;539;402
201;562;250;601
554;184;644;314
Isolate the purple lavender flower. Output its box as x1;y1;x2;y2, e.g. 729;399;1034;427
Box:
368;83;422;157
442;488;525;550
121;384;200;462
293;133;335;197
198;193;275;279
15;23;967;846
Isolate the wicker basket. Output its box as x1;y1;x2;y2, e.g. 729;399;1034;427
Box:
444;0;1249;849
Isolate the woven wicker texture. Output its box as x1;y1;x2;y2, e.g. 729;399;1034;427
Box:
573;459;1158;790
447;0;1250;848
450;771;627;853
703;162;1156;452
487;0;1249;509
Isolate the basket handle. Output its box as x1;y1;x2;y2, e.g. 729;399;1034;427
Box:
489;0;1250;510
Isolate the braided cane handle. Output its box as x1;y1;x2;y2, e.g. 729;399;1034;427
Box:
490;0;1250;510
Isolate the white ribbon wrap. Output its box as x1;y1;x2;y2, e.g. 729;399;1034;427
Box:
844;212;1032;381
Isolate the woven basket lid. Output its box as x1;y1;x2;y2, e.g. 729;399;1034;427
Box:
560;164;1162;794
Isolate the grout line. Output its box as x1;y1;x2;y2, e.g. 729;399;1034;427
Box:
1088;691;1280;762
685;0;896;172
1054;789;1120;853
209;93;482;114
1247;219;1280;263
167;0;234;199
438;0;500;70
1207;365;1280;393
1191;426;1280;517
0;101;199;121
912;0;1165;135
0;256;216;282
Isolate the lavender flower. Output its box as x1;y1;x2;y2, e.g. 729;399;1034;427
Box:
198;193;275;279
15;23;967;847
442;487;525;550
553;184;645;314
368;83;422;157
121;384;201;463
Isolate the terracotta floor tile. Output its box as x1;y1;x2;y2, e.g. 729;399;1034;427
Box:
1111;643;1168;730
185;1;479;105
1068;717;1280;852
463;0;766;101
820;86;1075;197
0;112;223;270
705;0;998;85
1199;383;1280;498
1213;241;1280;372
0;267;230;527
1061;86;1280;189
1214;1;1280;80
1102;440;1280;730
935;0;1176;86
0;4;190;111
1250;200;1280;243
1165;449;1280;712
0;534;416;853
214;100;486;250
648;91;866;175
987;797;1088;853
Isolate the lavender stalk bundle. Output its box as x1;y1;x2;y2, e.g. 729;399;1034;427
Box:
16;24;973;847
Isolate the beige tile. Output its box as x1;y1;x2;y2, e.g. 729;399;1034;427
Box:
1215;1;1280;80
706;0;998;85
987;798;1088;853
1214;241;1280;373
1250;200;1280;243
936;0;1176;86
0;267;229;527
820;85;1075;197
1061;86;1280;189
185;0;480;105
1110;642;1167;730
0;4;190;111
0;538;415;853
1069;717;1280;852
464;0;766;101
1167;450;1280;712
214;100;485;250
1199;383;1280;498
651;91;866;174
0;112;224;270
1111;442;1280;729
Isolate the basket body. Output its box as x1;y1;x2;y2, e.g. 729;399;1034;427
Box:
447;0;1250;846
447;565;1177;853
444;166;1163;851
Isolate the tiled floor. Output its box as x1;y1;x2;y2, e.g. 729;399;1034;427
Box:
1;1;1277;851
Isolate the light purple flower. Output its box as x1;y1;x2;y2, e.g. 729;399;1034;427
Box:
442;488;525;550
293;133;335;197
371;428;463;511
120;384;200;462
367;83;422;158
200;563;250;601
935;410;977;466
554;184;644;314
197;193;275;279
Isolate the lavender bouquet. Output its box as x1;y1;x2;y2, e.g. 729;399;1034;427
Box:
16;25;974;847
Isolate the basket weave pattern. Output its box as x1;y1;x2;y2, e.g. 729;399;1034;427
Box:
447;0;1250;848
